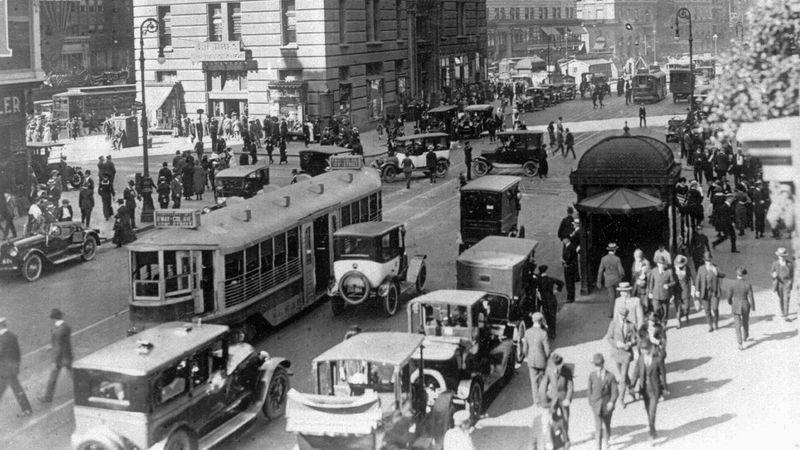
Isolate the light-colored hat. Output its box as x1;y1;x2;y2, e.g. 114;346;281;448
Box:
776;247;790;257
606;242;618;251
531;312;545;323
616;282;633;291
453;409;471;425
674;255;688;268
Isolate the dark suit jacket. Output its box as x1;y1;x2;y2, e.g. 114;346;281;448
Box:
605;319;637;363
631;350;667;398
51;322;73;366
537;274;564;309
727;278;755;314
55;205;74;221
557;215;574;240
771;261;794;291
587;369;618;416
647;267;676;302
716;202;735;230
695;264;723;300
597;253;625;287
524;327;550;369
0;331;22;376
562;242;578;269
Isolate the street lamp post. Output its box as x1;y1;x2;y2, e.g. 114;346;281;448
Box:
712;33;718;56
675;7;694;112
137;18;164;223
546;35;556;83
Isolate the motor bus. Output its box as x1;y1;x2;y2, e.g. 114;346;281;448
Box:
126;158;383;339
668;68;693;103
52;84;136;124
632;71;667;103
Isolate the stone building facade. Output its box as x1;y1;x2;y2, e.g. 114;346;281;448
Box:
133;0;487;130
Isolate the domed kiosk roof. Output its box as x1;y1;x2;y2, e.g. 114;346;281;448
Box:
570;134;680;187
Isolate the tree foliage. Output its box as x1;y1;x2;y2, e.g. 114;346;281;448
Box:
703;1;800;146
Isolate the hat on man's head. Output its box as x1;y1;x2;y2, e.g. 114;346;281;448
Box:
49;308;64;320
654;254;669;265
674;255;688;268
736;266;747;276
567;206;574;214
776;247;790;257
606;242;618;251
551;353;564;365
531;312;545;323
616;282;632;291
703;251;713;261
453;409;471;425
592;353;605;366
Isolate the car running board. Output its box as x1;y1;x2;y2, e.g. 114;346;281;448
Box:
198;409;259;449
49;254;83;265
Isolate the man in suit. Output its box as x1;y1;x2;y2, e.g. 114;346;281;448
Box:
752;182;769;238
55;199;73;221
536;265;564;340
587;353;618;450
647;254;676;322
689;225;711;272
630;339;669;442
539;353;574;441
0;318;33;417
40;309;73;403
728;266;755;350
557;206;575;241
561;237;579;303
771;247;794;321
712;194;738;252
597;243;626;318
524;312;551;400
123;179;138;229
695;251;724;331
605;305;638;408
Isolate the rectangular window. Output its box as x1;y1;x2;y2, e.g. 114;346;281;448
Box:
524;7;529;20
228;3;242;41
351;200;361;224
208;4;223;42
367;0;380;41
260;239;273;273
341;205;351;227
224;251;244;280
158;6;172;48
457;2;465;35
543;8;547;19
339;0;347;43
282;0;297;45
274;233;287;267
369;193;379;220
360;197;370;223
287;228;299;260
156;71;177;83
494;8;499;20
245;244;259;274
396;0;402;40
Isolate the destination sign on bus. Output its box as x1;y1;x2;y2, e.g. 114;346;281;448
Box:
154;209;202;229
329;155;363;170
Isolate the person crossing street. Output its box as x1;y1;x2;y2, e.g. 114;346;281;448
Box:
727;266;755;350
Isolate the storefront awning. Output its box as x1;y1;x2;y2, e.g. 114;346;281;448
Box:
136;84;175;113
541;27;560;37
576;188;664;215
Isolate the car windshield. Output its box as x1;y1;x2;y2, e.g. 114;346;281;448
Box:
461;192;502;221
73;369;147;412
334;235;377;260
411;302;475;340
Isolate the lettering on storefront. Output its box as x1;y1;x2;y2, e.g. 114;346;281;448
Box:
329;155;364;170
0;95;21;115
154;209;202;229
191;41;245;63
0;0;11;57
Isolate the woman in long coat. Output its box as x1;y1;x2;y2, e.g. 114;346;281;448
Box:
112;199;136;247
193;164;207;201
182;160;195;200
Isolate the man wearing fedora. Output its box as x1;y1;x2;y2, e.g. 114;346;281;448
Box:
771;247;794;321
614;282;644;329
727;266;755;350
694;251;725;332
562;236;580;303
597;243;625;318
712;193;738;253
539;353;574;443
40;309;73;403
605;306;637;408
689;225;712;272
0;318;33;417
630;339;668;442
673;255;694;327
587;353;618;450
647;254;676;323
536;265;565;340
524;312;551;399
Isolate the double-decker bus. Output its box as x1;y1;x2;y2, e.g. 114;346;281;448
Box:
632;70;667;103
126;160;382;339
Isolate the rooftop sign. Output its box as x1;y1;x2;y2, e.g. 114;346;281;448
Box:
192;41;245;63
329;155;363;170
154;209;202;229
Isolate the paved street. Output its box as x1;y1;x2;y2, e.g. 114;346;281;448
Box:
2;95;798;450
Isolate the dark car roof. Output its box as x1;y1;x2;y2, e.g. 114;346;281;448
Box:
460;175;521;192
334;221;403;237
215;162;269;178
395;132;449;142
496;130;545;137
428;105;459;113
299;146;353;156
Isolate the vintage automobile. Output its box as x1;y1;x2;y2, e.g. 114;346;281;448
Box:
299;145;355;176
457;236;539;336
0;221;101;282
214;162;270;199
472;130;545;178
539;84;562;105
28;142;85;189
555;81;577;100
379;133;451;182
458;104;495;139
459;175;523;253
426;105;459;136
328;221;427;316
407;289;524;421
665;116;686;143
71;322;291;450
522;87;548;111
286;332;459;450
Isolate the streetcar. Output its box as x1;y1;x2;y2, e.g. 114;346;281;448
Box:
632;71;667;103
126;157;383;340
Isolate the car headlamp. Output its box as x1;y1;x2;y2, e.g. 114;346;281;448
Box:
8;247;18;257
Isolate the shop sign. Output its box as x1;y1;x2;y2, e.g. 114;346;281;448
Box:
192;41;245;63
329;155;364;170
154;209;202;229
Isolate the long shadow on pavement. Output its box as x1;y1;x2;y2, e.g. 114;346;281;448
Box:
665;356;711;374
746;329;798;350
664;377;732;400
615;413;736;449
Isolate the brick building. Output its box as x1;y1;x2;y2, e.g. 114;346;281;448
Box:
133;0;487;130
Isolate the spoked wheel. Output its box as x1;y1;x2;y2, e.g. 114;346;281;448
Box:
522;161;539;177
70;171;85;189
472;160;490;177
382;165;397;183
383;282;400;316
435;160;448;178
263;367;290;420
164;429;198;450
467;382;483;424
21;253;44;282
81;238;97;261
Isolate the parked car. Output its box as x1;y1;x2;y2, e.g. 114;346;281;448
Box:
214;163;270;199
379;132;451;182
522;87;548;111
472;130;545;178
286;332;459;449
459;175;523;253
299;146;355;176
28;143;85;189
328;221;427;316
71;322;291;450
539;84;562;105
426;104;459;136
407;289;523;422
0;221;100;282
665;116;686;143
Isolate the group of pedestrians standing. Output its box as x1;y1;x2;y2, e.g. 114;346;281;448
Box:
546;117;576;160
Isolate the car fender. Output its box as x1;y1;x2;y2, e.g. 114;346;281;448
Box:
150;424;197;450
20;247;46;263
472;156;490;165
456;376;482;399
71;426;127;450
436;157;450;168
405;255;427;284
255;357;292;405
409;368;447;393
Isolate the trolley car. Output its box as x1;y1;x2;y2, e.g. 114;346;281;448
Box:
632;71;667;103
126;159;382;339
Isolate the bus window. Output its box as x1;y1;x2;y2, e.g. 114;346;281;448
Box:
360;198;370;223
304;227;312;265
274;233;287;267
260;239;273;274
287;228;299;261
163;250;193;296
225;251;244;282
131;251;160;298
351;200;361;224
341;205;351;227
245;245;259;274
369;194;379;221
377;192;382;220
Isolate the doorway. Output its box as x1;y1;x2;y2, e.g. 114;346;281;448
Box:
313;215;331;294
210;99;247;117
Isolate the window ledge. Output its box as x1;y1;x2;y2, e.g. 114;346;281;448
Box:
280;44;299;51
162;46;174;53
365;41;383;47
339;43;350;49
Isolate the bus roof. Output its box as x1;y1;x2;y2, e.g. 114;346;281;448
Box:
128;168;381;250
334;221;402;237
463;104;494;112
214;162;269;178
457;236;539;269
312;332;423;366
460;175;521;193
395;132;449;142
73;322;229;376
